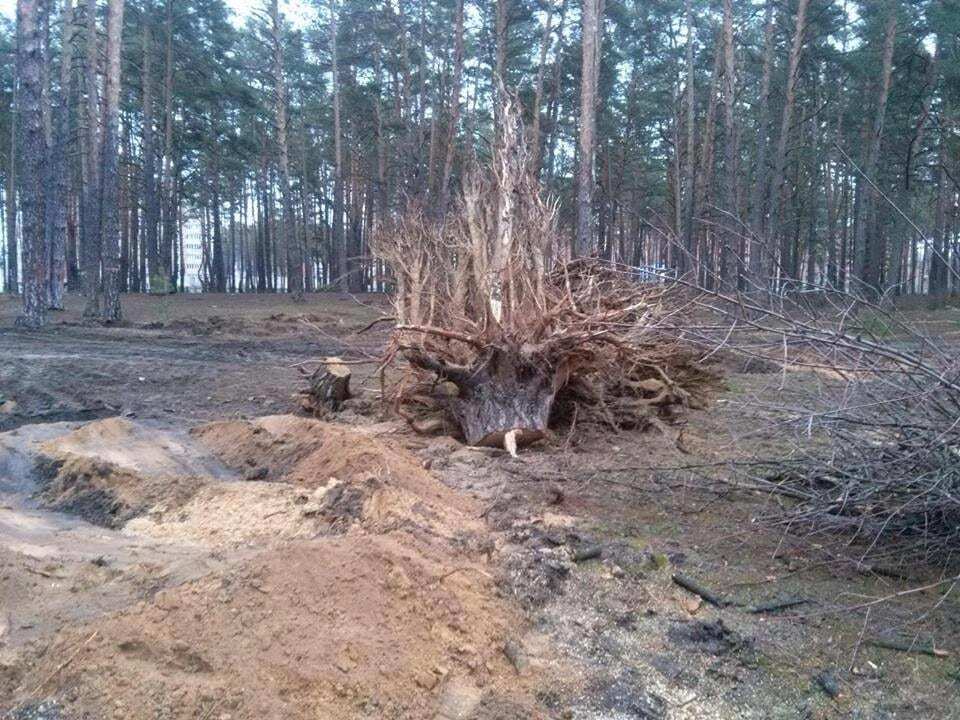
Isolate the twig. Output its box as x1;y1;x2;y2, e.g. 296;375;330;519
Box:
27;631;99;698
868;637;950;658
672;573;728;607
746;597;810;614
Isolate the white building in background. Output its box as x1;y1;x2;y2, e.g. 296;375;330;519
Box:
182;220;204;292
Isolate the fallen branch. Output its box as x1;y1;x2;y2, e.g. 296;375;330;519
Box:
672;573;728;607
868;637;950;658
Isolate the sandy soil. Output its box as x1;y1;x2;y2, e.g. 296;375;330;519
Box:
1;293;958;720
0;292;389;431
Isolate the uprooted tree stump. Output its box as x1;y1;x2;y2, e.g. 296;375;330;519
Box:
372;92;712;451
406;348;555;447
299;357;351;415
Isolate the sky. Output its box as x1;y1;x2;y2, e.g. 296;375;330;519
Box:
0;1;317;27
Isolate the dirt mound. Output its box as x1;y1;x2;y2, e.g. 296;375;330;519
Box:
192;416;479;538
32;418;230;528
11;534;543;720
40;417;230;479
126;481;323;546
35;454;204;528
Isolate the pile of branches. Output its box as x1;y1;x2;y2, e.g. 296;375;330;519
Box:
372;95;713;450
688;283;960;566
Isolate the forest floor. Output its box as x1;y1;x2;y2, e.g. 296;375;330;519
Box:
1;293;959;720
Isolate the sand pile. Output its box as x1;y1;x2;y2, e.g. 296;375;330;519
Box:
33;418;227;528
15;530;541;719
192;415;480;539
4;414;547;719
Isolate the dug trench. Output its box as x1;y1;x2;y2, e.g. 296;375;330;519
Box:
2;397;959;717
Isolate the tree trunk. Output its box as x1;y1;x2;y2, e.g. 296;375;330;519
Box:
575;0;601;256
437;0;464;218
4;81;16;295
746;1;773;282
99;0;125;322
80;0;100;316
269;0;302;296
719;0;738;289
159;0;175;292
529;0;555;177
47;0;75;311
766;0;809;289
408;348;555;447
854;7;897;293
141;9;161;294
681;0;697;274
15;0;47;327
329;0;345;291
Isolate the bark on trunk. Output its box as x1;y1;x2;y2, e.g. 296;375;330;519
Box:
141;10;161;294
80;0;101;316
854;7;897;293
269;0;302;296
576;0;601;257
99;0;125;322
329;0;345;291
681;0;697;274
766;0;809;289
159;0;174;292
4;81;16;295
15;0;47;327
747;1;774;284
719;0;738;289
437;0;464;218
44;0;74;310
408;348;555;447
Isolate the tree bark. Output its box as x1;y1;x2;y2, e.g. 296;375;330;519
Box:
80;0;100;316
15;0;47;327
45;0;75;311
575;0;601;257
269;0;302;296
854;7;897;293
719;0;738;289
529;0;555;177
4;80;16;295
329;0;345;291
747;1;774;284
159;0;175;292
141;8;161;295
437;0;464;218
99;0;125;322
766;0;809;288
681;0;696;274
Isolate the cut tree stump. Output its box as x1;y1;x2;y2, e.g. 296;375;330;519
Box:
300;357;351;414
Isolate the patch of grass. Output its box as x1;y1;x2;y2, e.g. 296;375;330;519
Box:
856;313;894;339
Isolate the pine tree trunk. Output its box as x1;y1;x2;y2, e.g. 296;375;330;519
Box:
269;0;302;296
329;0;345;292
437;0;464;217
719;0;739;290
747;0;773;281
681;0;697;274
46;0;75;311
529;0;555;177
15;0;47;327
99;0;125;322
766;0;809;289
159;0;175;292
854;8;897;293
141;10;161;294
576;0;601;256
80;0;101;316
4;81;16;295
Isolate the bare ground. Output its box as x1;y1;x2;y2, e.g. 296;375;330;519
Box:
1;293;958;719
